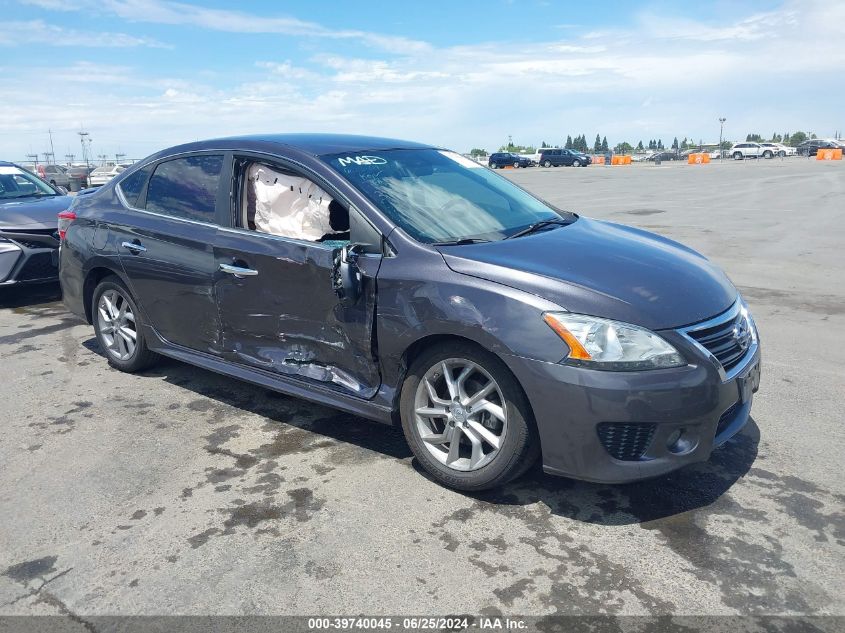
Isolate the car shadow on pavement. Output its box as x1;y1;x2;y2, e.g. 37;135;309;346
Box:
79;344;414;461
0;282;62;309
464;419;761;526
81;337;759;525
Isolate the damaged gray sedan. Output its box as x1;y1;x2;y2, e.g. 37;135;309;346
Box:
59;134;760;490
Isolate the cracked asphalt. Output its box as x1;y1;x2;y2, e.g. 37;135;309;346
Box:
0;159;843;620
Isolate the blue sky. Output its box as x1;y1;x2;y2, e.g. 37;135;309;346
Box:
2;0;843;161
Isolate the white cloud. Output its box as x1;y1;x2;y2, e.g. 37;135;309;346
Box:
20;0;431;54
0;19;169;48
5;0;845;159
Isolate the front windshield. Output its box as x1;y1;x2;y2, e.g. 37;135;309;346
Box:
0;165;57;200
321;149;573;243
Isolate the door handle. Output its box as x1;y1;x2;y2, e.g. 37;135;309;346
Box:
121;241;146;253
219;263;258;277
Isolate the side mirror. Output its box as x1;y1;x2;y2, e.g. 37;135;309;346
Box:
333;243;363;305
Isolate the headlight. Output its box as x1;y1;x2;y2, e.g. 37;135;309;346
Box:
543;312;685;370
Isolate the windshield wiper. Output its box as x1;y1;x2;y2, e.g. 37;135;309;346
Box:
432;237;491;246
504;217;571;240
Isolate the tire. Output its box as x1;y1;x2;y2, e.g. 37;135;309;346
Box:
733;152;743;160
400;342;539;491
92;276;159;373
543;160;552;168
49;179;56;186
778;151;786;158
489;163;496;169
513;161;519;168
763;150;773;159
572;159;581;167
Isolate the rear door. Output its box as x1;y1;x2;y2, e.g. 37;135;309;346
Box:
114;153;227;354
213;156;382;398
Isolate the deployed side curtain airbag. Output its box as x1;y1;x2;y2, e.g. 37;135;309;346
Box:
249;163;334;241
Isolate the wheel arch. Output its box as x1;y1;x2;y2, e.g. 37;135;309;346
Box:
391;333;537;433
82;264;129;324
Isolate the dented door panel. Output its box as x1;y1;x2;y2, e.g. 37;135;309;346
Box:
213;228;381;398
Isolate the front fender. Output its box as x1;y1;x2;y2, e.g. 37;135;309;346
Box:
375;245;570;389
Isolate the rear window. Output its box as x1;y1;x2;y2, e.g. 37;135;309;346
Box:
118;166;152;208
145;155;223;222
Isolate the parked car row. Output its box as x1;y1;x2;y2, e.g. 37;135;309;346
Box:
24;163;132;189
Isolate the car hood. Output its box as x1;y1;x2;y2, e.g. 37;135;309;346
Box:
438;217;737;330
0;195;71;231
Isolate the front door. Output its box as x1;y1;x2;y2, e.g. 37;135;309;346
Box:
213;230;381;398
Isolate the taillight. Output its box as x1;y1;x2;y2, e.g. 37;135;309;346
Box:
57;211;76;240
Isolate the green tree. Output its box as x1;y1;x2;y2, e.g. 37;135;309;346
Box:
789;131;807;146
565;135;573;150
680;137;688;150
541;141;548;148
672;137;679;150
601;136;609;152
637;140;644;151
469;148;487;157
594;134;602;153
657;139;664;150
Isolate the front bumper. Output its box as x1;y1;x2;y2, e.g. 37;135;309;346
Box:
504;330;761;483
0;232;59;286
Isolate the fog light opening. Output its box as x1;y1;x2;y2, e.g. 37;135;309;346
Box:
667;428;695;454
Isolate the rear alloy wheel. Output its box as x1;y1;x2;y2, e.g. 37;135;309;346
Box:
543;160;552;167
489;163;497;169
401;343;539;490
763;150;773;159
733;152;743;160
513;161;520;168
92;277;158;372
572;159;581;167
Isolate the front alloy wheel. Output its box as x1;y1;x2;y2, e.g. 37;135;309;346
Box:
414;359;507;471
400;343;538;490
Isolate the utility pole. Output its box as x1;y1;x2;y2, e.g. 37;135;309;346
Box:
48;129;56;164
65;154;75;165
26;153;39;167
115;153;126;164
718;117;727;160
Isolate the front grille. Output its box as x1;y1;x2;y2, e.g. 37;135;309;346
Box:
16;252;57;281
597;422;656;461
687;309;752;373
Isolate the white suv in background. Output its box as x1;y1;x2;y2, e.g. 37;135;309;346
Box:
760;142;795;157
730;142;776;159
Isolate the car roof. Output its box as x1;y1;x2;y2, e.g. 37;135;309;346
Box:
148;134;435;162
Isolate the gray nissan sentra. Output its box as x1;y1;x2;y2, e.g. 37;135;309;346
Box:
58;134;761;490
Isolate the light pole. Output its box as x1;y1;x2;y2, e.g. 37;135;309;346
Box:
78;131;91;174
719;117;726;160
